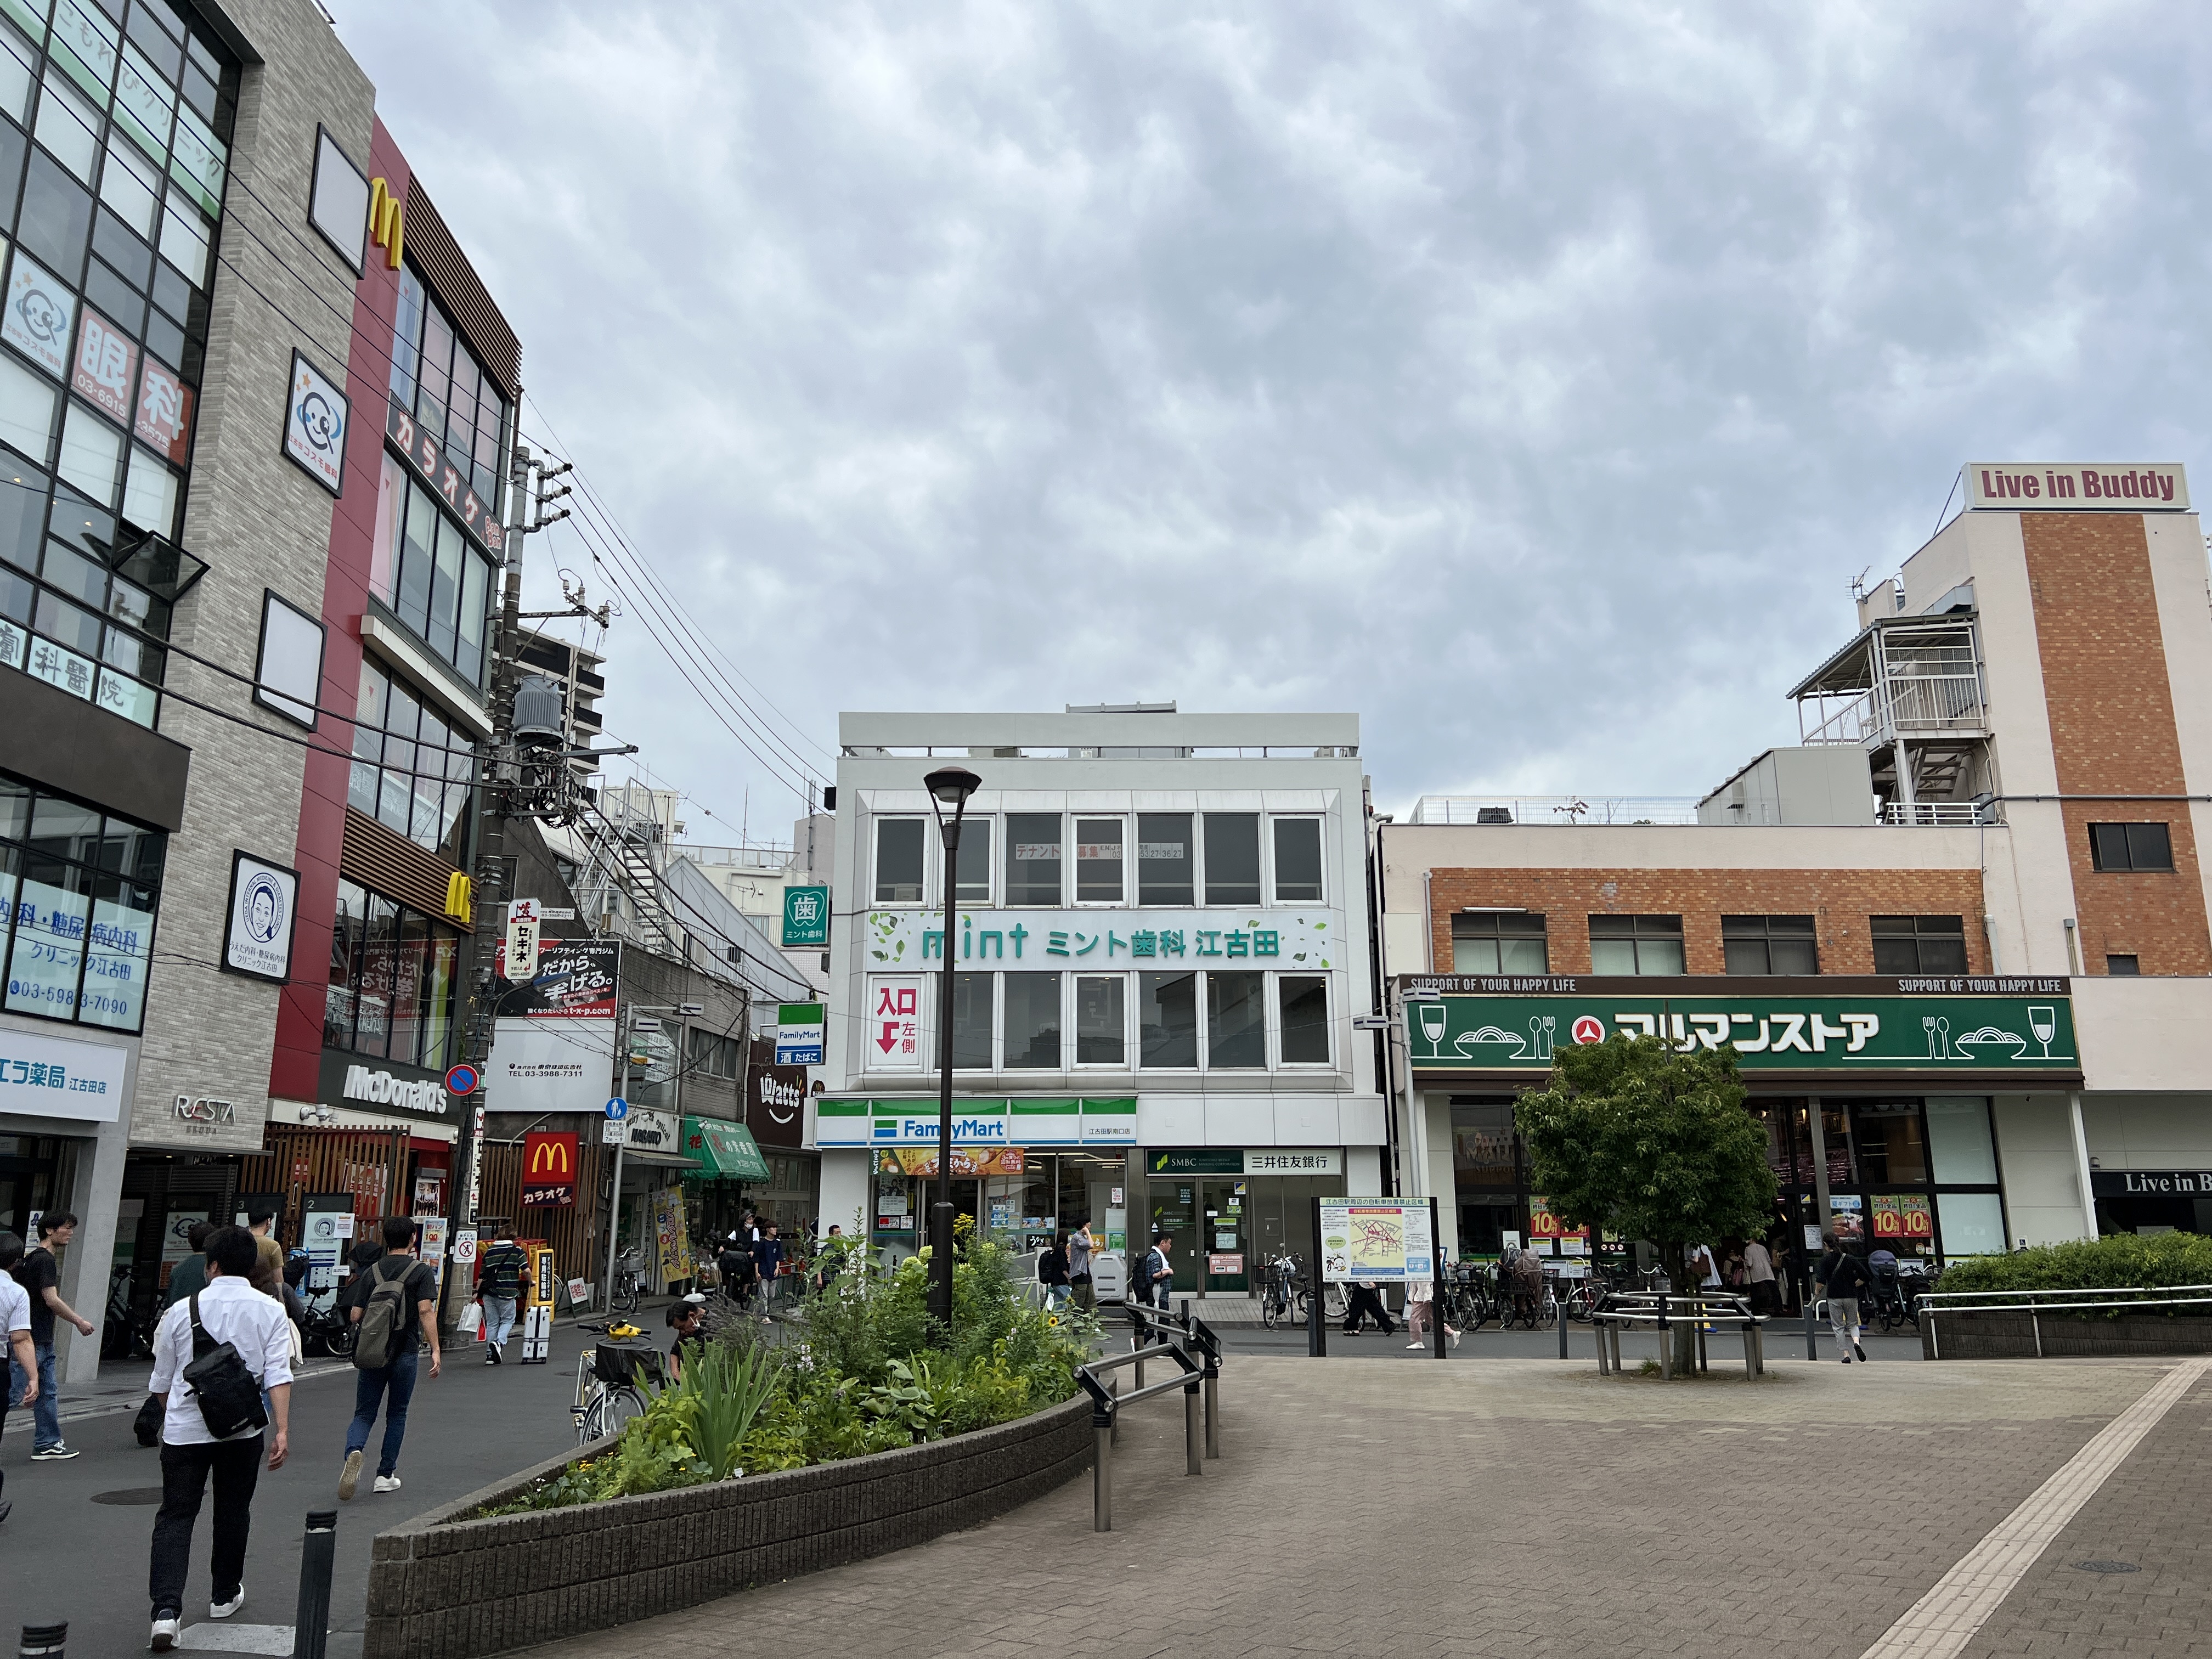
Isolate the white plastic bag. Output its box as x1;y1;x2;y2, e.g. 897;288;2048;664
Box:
459;1301;483;1336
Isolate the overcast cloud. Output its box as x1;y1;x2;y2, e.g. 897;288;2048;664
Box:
330;1;2212;832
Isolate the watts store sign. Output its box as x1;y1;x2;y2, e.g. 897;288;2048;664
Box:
1400;977;2078;1073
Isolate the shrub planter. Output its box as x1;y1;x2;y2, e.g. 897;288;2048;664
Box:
1922;1311;2212;1360
364;1393;1092;1659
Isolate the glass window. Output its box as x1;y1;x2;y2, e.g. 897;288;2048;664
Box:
387;905;430;1063
389;263;423;407
1205;970;1265;1068
55;401;121;503
1076;974;1124;1065
1936;1190;2006;1256
120;446;176;538
1075;817;1122;903
1925;1097;1998;1184
2107;953;2140;975
949;815;991;905
396;481;434;634
0;354;57;464
1851;1101;1928;1184
1272;817;1323;904
1451;911;1547;974
873;817;924;904
353;892;399;1057
1451;1099;1519;1188
325;878;365;1046
1003;812;1061;905
1588;914;1684;975
426;510;460;658
1279;975;1328;1064
98;139;157;238
949;971;991;1068
342;661;476;856
1139;970;1197;1068
157;189;207;286
456;545;487;685
1136;813;1192;905
1203;814;1260;906
1722;915;1818;975
19;139;92;278
2089;822;2174;872
36;71;98;183
369;452;400;605
1002;971;1060;1069
1870;915;1968;975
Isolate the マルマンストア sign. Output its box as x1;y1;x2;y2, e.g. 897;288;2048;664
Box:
1967;462;2188;512
1402;984;2076;1072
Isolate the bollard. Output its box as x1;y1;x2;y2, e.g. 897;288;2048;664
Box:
1203;1370;1219;1459
1804;1296;1818;1362
1092;1415;1114;1532
292;1510;337;1659
18;1624;66;1658
1558;1302;1570;1361
1183;1380;1202;1477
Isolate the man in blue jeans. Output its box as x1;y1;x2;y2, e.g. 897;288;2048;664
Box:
337;1218;441;1500
9;1212;94;1461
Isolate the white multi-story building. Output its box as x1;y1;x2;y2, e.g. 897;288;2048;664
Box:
810;706;1381;1297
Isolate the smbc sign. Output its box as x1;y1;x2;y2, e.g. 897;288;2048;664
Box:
1406;992;2076;1071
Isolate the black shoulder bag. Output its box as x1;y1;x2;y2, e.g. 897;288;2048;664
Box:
182;1294;269;1439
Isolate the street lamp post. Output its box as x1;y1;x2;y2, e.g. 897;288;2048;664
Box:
923;765;982;1329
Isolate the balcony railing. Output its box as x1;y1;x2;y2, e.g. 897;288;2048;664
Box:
1881;801;1994;827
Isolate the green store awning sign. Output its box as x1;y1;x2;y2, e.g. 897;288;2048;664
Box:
1408;993;2078;1071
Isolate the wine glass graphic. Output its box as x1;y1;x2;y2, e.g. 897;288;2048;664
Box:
1415;1002;1448;1058
2028;1006;2056;1059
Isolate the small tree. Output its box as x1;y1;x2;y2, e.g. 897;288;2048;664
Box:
1516;1032;1777;1370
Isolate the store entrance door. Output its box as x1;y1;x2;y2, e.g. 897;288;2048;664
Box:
1149;1180;1198;1291
1201;1180;1248;1291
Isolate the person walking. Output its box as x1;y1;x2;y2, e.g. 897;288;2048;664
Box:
1066;1220;1097;1314
1403;1275;1460;1349
1036;1235;1071;1311
717;1235;759;1310
1742;1235;1778;1317
337;1218;441;1500
475;1223;528;1365
162;1223;215;1309
245;1206;285;1294
1818;1234;1872;1363
1141;1233;1173;1310
10;1212;93;1461
0;1231;38;1526
144;1224;292;1652
752;1224;785;1312
1342;1279;1397;1336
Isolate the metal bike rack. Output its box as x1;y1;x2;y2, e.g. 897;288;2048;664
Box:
1076;1305;1223;1532
1593;1293;1766;1380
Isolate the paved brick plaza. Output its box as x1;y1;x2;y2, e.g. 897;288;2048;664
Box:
531;1355;2207;1658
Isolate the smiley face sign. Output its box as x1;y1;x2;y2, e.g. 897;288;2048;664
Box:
1571;1015;1606;1045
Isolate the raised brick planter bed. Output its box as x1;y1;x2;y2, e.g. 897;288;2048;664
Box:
1922;1310;2212;1360
364;1393;1092;1658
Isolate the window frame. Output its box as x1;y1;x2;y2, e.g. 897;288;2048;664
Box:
1073;815;1126;906
871;814;928;907
1870;915;1969;975
943;814;993;908
1588;913;1685;976
1451;910;1549;975
998;969;1063;1071
2089;822;2175;873
1073;971;1128;1068
1268;815;1325;905
1003;811;1064;906
1137;967;1199;1070
1134;811;1194;907
1201;812;1263;908
1720;914;1819;977
1200;967;1267;1070
1275;972;1331;1067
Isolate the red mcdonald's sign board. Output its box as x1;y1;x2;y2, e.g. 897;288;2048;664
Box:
522;1131;578;1208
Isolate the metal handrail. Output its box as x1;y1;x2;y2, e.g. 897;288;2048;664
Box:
1592;1293;1766;1380
1075;1305;1221;1532
1918;1284;2212;1360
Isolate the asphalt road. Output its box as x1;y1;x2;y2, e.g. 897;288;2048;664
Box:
0;1322;602;1656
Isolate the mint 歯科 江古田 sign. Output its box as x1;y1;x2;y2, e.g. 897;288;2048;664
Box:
782;885;830;949
1404;990;2075;1071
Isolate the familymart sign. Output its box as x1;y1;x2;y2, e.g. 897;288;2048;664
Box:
1402;982;2076;1073
816;1096;1136;1148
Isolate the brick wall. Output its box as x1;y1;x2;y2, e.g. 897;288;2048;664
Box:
2020;514;2212;975
1426;868;1990;975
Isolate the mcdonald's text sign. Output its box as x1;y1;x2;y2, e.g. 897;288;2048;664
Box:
522;1131;578;1208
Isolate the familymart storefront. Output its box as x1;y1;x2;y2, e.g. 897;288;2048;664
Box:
1401;974;2084;1282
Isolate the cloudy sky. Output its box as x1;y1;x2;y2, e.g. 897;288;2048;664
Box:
332;1;2210;836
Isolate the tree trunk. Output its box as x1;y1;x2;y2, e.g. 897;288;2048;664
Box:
1671;1240;1700;1375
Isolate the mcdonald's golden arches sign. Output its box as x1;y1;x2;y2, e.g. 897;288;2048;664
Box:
522;1130;578;1208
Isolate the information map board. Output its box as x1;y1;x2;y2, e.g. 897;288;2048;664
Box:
1317;1199;1435;1283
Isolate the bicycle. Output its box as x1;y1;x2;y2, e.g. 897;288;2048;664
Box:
572;1319;661;1446
1445;1262;1494;1332
611;1249;644;1315
1257;1252;1299;1329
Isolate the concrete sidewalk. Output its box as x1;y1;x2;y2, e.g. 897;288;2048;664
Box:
527;1354;2202;1659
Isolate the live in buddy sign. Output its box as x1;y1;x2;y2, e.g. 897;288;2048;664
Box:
1402;981;2077;1072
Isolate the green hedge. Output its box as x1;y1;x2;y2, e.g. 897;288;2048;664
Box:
1938;1232;2212;1294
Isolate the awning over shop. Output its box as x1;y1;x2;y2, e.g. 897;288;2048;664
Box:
683;1116;772;1182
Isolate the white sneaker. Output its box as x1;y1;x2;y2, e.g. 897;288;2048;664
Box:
150;1616;180;1651
211;1586;245;1618
374;1474;403;1493
338;1449;363;1501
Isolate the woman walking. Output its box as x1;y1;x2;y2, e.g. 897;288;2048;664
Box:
1403;1276;1460;1350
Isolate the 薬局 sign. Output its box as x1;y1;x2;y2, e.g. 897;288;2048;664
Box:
1316;1200;1435;1284
0;1029;125;1122
222;850;297;983
1968;462;2188;512
1402;988;2076;1072
776;1002;825;1067
782;885;830;949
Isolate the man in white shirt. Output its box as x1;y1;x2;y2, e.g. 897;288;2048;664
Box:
144;1224;292;1652
0;1229;39;1527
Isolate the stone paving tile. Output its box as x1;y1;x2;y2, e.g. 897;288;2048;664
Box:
526;1357;2186;1659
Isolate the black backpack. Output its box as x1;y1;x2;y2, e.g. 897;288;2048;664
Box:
182;1295;268;1440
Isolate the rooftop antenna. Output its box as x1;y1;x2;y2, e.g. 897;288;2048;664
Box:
1850;566;1871;605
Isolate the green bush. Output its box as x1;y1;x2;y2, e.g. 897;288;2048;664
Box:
1937;1232;2212;1294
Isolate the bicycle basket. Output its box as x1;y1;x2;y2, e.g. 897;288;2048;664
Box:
593;1342;661;1388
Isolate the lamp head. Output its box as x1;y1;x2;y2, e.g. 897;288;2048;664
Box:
922;765;982;808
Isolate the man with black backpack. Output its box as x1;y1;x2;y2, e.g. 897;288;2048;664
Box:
143;1224;292;1652
337;1218;441;1501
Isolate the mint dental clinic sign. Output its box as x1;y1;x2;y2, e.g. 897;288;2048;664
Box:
1403;979;2077;1071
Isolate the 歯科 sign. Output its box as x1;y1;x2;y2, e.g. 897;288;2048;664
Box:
1400;984;2076;1073
521;1131;579;1207
782;885;830;948
1316;1200;1435;1284
1968;462;2188;512
864;908;1334;969
776;1002;825;1068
